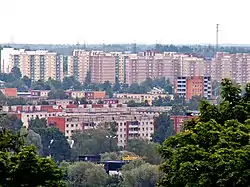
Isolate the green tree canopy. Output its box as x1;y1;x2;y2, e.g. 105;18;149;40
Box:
152;113;175;144
158;78;250;187
0;114;23;134
126;139;162;164
48;89;69;99
11;66;22;79
121;163;162;187
72;127;118;156
0;128;66;187
29;117;71;162
67;162;108;187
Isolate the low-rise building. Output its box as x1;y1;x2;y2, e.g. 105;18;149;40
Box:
48;113;155;147
65;90;106;99
115;93;172;106
30;90;50;98
0;88;17;97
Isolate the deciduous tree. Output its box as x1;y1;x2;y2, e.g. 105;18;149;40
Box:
158;79;250;187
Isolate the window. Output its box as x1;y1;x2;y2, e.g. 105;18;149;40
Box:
71;124;74;127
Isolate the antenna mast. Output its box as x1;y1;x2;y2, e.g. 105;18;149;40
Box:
216;24;219;52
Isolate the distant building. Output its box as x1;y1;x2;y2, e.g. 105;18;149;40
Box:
211;52;250;86
175;76;212;100
30;90;50;98
65;90;106;99
48;114;155;147
116;92;172;106
9;50;63;82
171;115;195;132
0;48;25;73
0;88;17;97
89;51;116;84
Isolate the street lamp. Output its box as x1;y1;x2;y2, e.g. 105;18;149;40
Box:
48;139;54;157
106;135;117;152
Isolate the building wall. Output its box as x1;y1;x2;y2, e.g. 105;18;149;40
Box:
175;76;212;100
90;51;116;84
171;115;195;132
9;50;63;82
125;52;206;85
0;48;25;73
116;93;171;105
211;52;250;86
186;76;204;100
0;88;17;97
48;117;66;134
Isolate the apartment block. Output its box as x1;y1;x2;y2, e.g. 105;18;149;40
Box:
211;52;250;86
125;51;207;85
116;92;172;105
47;113;155;147
67;50;90;83
9;50;63;82
89;51;116;84
65;90;106;99
0;48;25;73
110;52;128;83
175;76;212;100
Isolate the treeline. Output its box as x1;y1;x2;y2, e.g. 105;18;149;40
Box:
4;44;250;55
1;67;173;96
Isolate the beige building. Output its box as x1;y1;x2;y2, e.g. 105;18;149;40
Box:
70;50;90;83
110;52;128;83
125;51;207;85
48;113;155;147
211;52;250;86
89;51;116;84
116;92;173;105
9;50;63;82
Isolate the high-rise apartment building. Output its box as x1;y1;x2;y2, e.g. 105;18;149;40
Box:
110;52;128;83
211;52;250;86
9;50;63;82
0;48;25;73
175;76;212;100
125;51;207;85
67;50;90;83
89;51;116;84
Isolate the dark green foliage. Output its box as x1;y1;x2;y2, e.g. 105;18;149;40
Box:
152;113;175;144
0;128;66;186
187;95;205;111
29;117;71;162
126;139;162;164
48;89;69;99
71;127;118;156
0;114;23;134
158;78;250;187
11;66;22;79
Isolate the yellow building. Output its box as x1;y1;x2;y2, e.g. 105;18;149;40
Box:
9;50;63;82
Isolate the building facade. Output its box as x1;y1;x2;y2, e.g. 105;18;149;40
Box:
48;113;155;147
89;51;116;84
175;76;212;100
9;50;63;82
211;52;250;86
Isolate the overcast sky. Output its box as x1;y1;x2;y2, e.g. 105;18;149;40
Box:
0;0;249;44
